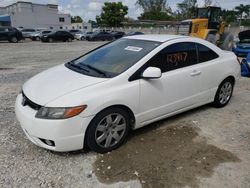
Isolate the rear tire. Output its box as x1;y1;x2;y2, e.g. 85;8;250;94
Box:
85;107;130;153
213;78;234;108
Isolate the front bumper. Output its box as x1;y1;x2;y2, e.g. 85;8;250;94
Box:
15;94;94;152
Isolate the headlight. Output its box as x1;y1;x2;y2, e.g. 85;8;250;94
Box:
35;105;87;119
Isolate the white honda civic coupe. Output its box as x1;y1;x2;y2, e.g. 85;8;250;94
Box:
15;35;240;153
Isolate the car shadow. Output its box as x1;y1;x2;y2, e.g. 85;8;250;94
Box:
93;104;240;187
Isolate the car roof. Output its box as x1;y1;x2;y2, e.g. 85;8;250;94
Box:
124;34;189;42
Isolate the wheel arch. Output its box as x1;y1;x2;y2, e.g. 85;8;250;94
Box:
215;75;236;99
91;104;136;128
223;75;235;86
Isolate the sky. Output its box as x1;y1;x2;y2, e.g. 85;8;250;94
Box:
0;0;249;21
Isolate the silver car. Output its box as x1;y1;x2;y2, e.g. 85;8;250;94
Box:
21;29;38;39
75;32;93;40
30;30;52;41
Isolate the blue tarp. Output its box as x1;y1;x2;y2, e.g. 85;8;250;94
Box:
0;15;10;22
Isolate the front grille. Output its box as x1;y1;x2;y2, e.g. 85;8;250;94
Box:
22;92;41;111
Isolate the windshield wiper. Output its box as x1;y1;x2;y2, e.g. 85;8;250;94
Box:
68;61;89;72
85;64;109;77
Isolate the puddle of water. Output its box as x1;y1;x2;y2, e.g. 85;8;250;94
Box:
94;122;240;188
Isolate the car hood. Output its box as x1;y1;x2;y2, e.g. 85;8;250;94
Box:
22;64;108;106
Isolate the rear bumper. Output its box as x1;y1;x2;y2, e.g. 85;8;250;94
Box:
15;94;94;152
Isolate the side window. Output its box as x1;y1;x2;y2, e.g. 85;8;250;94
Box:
197;43;219;63
147;42;198;73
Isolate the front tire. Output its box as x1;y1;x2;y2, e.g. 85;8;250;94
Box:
48;38;53;43
213;78;234;108
85;108;130;153
10;36;18;43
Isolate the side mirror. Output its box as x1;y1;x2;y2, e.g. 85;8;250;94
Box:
142;67;162;79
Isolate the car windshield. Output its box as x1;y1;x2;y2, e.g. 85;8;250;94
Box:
66;38;161;78
42;31;51;34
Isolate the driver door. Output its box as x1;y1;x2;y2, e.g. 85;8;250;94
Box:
138;42;202;126
54;31;62;41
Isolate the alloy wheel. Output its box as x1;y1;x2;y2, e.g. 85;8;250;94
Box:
219;81;232;105
95;113;126;148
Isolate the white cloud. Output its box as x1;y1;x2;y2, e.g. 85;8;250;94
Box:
88;2;102;11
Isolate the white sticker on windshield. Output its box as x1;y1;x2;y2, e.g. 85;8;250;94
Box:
125;46;143;52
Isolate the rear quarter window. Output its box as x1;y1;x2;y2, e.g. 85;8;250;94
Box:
197;43;219;63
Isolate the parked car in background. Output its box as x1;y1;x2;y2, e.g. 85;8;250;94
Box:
75;32;93;40
87;31;114;41
111;31;125;39
0;27;23;43
16;35;240;153
41;30;74;42
69;29;82;38
126;31;144;36
21;28;37;39
233;30;250;57
30;30;52;41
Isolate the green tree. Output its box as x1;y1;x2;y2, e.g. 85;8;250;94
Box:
177;0;197;19
71;16;83;23
88;20;98;28
204;0;212;7
235;4;250;25
136;0;173;20
96;2;128;27
221;9;237;24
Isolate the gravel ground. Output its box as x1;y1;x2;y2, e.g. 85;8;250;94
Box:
0;40;249;188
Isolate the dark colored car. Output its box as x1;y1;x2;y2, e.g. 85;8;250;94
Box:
233;30;250;57
126;31;144;36
87;31;114;41
41;31;74;42
0;27;23;43
111;31;125;39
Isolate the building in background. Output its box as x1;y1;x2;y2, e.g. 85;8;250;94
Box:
64;22;93;32
0;1;71;29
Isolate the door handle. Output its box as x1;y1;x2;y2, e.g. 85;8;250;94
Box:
190;70;201;76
